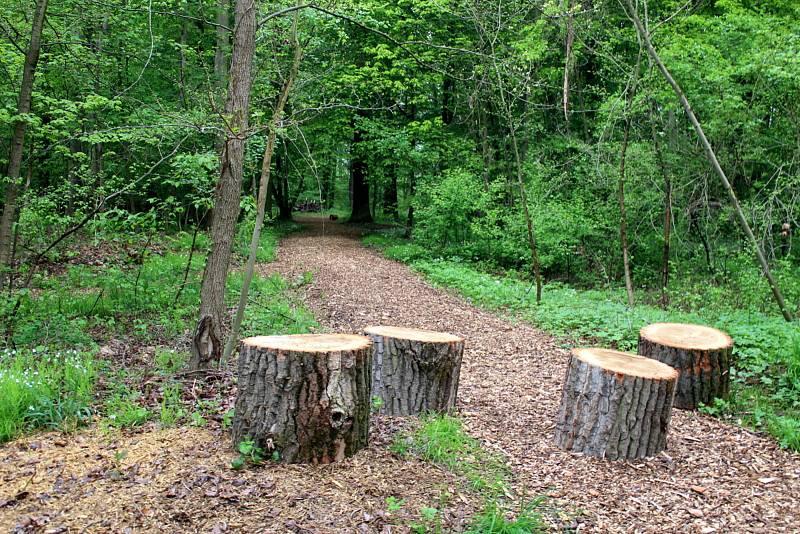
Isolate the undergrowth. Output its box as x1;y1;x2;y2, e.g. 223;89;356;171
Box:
364;233;800;451
0;348;95;442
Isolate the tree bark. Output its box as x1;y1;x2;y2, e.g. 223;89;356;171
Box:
0;0;48;286
231;334;372;464
638;322;732;410
190;0;256;371
624;0;794;322
364;326;464;416
554;347;678;460
222;9;303;364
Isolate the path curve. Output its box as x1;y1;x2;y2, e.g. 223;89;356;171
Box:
264;217;800;533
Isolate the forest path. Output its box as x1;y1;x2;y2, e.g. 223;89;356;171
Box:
262;217;800;533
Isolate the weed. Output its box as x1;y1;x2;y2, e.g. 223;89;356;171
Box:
104;391;150;429
159;382;185;427
231;439;265;469
386;496;406;513
462;499;545;534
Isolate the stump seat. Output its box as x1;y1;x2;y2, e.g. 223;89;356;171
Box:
364;326;464;415
638;323;733;410
231;334;372;464
554;347;679;460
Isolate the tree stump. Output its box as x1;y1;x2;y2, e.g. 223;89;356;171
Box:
554;348;679;460
231;334;372;464
638;322;733;410
364;326;464;415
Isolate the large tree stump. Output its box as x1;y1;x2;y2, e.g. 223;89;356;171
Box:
231;334;372;464
554;348;679;460
364;326;464;415
638;322;733;410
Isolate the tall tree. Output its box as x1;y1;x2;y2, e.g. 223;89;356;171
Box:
190;0;257;370
0;0;48;286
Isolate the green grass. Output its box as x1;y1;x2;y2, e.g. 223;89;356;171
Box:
392;414;509;495
463;500;545;534
0;347;95;442
364;233;800;451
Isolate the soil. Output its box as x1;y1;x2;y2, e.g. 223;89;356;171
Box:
1;217;799;533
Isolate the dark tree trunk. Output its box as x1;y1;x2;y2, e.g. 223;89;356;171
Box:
349;118;372;223
190;0;256;371
383;166;398;220
0;0;48;285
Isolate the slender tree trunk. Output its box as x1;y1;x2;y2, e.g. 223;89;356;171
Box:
618;56;640;307
190;0;257;371
0;0;48;286
625;0;793;322
650;103;672;309
222;11;302;363
562;0;575;123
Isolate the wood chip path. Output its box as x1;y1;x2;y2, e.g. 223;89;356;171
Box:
262;218;800;533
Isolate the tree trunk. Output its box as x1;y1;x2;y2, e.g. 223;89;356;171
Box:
0;0;48;286
364;326;464;416
222;10;303;364
638;323;732;410
231;334;372;464
190;0;256;371
618;52;640;307
624;0;794;322
650;103;672;309
554;347;678;460
349;116;372;223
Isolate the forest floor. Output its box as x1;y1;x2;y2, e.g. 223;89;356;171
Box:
1;216;799;533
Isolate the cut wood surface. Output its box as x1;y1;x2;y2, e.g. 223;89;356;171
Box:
638;322;733;410
554;347;678;460
231;334;372;464
364;325;464;415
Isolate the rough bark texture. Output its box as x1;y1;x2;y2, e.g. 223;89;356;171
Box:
554;348;678;460
231;334;372;464
0;0;48;284
638;323;733;410
364;326;463;416
190;0;255;371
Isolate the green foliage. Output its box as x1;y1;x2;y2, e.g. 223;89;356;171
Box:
232;439;266;470
392;414;508;493
104;391;150;429
462;500;545;534
0;348;95;442
159;382;185;427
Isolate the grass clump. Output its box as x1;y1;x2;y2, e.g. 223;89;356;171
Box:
0;347;95;442
392;414;508;493
463;499;545;534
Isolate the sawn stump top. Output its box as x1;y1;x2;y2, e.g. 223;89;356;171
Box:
639;322;733;351
363;325;463;343
573;347;679;380
242;334;372;353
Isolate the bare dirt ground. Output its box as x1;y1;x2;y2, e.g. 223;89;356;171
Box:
1;217;798;533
